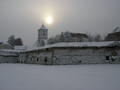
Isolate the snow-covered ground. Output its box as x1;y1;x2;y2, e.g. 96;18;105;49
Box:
0;64;120;90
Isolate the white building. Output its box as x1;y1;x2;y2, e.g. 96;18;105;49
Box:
37;24;48;47
19;41;120;65
0;49;19;63
1;25;120;65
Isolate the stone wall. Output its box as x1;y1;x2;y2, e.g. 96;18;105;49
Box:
20;50;53;65
19;47;120;65
53;48;120;65
0;55;18;63
0;50;19;63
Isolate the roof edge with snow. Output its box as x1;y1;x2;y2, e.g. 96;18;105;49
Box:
25;41;120;52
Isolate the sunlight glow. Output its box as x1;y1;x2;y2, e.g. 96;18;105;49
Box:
45;16;53;24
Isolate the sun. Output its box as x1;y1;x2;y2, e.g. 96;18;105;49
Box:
45;16;53;24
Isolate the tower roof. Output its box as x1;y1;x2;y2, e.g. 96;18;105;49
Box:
40;24;47;30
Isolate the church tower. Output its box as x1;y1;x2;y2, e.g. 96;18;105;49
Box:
37;24;48;47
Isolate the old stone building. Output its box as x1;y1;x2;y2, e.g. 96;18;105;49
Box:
0;43;13;50
0;45;26;63
0;49;18;63
105;27;120;41
1;25;120;65
62;32;88;42
19;41;120;65
48;31;89;44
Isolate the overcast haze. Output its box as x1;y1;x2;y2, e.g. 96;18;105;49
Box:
0;0;120;45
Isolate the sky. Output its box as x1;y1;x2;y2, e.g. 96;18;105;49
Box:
0;0;120;45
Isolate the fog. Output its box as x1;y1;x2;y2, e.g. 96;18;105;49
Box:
0;0;120;45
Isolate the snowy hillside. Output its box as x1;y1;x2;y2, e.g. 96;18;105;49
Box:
0;64;120;90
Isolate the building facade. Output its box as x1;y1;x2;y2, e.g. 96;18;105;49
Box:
1;25;120;65
0;49;18;63
105;27;120;41
37;24;48;47
19;42;120;65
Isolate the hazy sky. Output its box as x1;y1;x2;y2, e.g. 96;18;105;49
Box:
0;0;120;45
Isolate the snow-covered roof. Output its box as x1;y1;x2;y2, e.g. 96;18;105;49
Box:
0;49;19;52
15;46;26;50
26;41;120;52
0;42;13;49
0;49;18;56
113;27;120;33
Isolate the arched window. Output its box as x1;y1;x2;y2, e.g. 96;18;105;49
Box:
106;56;110;60
36;58;39;62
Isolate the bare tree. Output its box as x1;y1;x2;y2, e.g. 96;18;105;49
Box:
87;33;94;42
86;33;102;42
14;38;23;46
7;35;15;47
7;35;23;47
94;34;102;42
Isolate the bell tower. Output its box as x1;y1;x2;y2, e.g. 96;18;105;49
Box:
37;24;48;47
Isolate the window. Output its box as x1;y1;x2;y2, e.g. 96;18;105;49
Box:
43;31;46;36
36;58;39;62
31;58;33;63
44;57;48;62
106;56;110;60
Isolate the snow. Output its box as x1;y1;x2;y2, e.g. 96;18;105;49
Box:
49;41;116;47
0;64;120;90
26;41;120;52
113;27;120;32
14;46;26;51
0;49;18;56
